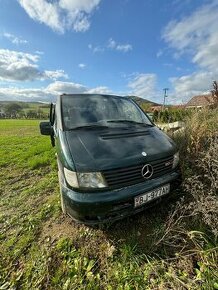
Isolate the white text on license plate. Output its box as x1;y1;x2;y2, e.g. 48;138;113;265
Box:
134;184;170;208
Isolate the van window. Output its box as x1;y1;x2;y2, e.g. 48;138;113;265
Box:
62;95;152;130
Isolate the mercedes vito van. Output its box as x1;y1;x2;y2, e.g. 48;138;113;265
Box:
40;94;181;225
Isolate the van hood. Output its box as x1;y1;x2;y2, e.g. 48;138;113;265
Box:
65;127;176;171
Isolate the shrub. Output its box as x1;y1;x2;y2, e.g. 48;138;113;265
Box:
153;108;191;123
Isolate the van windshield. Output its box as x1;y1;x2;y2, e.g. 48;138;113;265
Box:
61;95;152;130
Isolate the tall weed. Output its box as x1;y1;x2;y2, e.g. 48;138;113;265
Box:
173;108;218;176
154;109;218;280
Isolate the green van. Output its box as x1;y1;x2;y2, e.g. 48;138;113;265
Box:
40;94;181;225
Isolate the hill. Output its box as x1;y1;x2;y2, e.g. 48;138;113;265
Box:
128;95;160;106
127;95;160;111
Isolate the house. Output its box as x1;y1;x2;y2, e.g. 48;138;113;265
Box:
186;94;215;109
150;105;163;112
150;104;186;112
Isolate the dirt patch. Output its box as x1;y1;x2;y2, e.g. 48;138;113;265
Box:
39;214;78;243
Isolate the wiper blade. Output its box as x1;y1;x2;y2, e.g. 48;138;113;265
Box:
68;124;109;130
107;120;153;126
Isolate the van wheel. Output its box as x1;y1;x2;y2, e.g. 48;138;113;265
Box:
58;168;67;215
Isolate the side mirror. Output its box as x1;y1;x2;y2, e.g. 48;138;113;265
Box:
40;122;52;135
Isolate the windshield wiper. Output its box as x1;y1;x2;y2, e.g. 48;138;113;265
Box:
107;120;153;126
68;124;109;130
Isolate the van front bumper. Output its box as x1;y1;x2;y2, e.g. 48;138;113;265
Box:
62;169;182;225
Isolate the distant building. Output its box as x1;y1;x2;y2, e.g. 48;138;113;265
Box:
150;105;163;112
150;104;186;111
186;94;215;109
170;105;186;110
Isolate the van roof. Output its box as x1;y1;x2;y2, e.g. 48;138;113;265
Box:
60;93;128;99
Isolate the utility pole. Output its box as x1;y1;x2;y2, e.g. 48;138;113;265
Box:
163;88;169;110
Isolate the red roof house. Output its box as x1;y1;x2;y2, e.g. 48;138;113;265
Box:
186;94;215;108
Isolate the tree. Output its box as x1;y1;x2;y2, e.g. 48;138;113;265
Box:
26;109;38;119
4;103;23;117
211;81;218;107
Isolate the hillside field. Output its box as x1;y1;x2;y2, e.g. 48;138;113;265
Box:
0;117;217;290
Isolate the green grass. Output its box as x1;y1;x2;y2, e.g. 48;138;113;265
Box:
0;119;217;289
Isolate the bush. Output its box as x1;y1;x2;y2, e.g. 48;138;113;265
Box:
153;108;191;123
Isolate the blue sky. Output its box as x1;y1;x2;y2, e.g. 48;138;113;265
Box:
0;0;217;104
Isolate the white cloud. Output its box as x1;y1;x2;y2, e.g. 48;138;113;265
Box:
128;73;158;99
18;0;101;33
162;1;218;102
72;14;90;32
169;71;217;103
3;32;28;45
78;63;86;69
162;1;218;60
116;44;132;53
0;81;111;102
19;0;62;32
192;33;218;71
0;87;55;102
44;70;69;80
35;51;44;55
0;49;68;81
46;81;111;96
0;49;40;81
108;38;132;52
59;0;100;13
46;81;87;94
156;50;163;58
88;39;132;54
87;86;111;94
88;43;105;53
108;38;116;49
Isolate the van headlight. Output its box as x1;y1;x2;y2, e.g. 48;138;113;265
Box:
64;168;107;189
64;168;79;188
172;152;179;169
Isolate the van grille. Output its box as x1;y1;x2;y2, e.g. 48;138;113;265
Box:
102;155;174;188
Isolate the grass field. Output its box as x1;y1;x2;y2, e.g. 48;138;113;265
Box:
0;118;217;289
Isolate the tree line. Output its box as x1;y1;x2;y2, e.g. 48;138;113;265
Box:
0;103;49;119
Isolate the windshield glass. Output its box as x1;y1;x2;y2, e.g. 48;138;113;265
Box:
61;95;152;130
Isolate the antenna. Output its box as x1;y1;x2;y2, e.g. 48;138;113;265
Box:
163;88;169;110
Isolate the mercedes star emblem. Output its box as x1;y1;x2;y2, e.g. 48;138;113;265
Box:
141;164;153;179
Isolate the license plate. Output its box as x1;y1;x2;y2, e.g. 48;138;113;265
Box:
134;184;170;208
